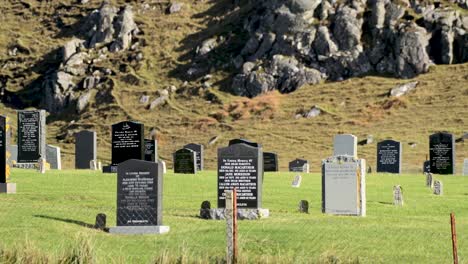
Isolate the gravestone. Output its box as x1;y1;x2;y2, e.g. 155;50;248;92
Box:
429;132;455;174
9;145;17;163
75;130;97;169
200;201;211;219
423;160;431;173
94;213;106;230
161;160;167;174
46;145;61;170
463;159;468;176
377;140;402;174
228;138;260;148
393;185;404;206
184;143;204;171
109;159;169;234
104;121;144;173
425;173;433;188
333;134;357;158
322;155;366;216
298;200;309;213
144;139;158;162
289;159;309;173
173;148;197;174
38;157;46;174
263;152;278;172
291;175;302;188
433;180;443;195
0;115;15;194
17;110;46;163
218;143;262;208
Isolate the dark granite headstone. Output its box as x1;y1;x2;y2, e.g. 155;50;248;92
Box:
17;110;46;163
173;148;197;174
116;159;163;226
289;159;309;173
218;143;263;208
423;160;431;173
184;143;204;171
298;200;309;213
0;116;11;184
229;138;261;148
112;121;144;165
263;152;278;172
75;130;97;169
429;132;455;174
94;213;107;230
144;139;158;162
377;140;402;174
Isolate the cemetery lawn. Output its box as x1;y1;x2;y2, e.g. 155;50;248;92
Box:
1;169;467;264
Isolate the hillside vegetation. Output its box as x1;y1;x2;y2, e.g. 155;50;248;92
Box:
0;0;467;171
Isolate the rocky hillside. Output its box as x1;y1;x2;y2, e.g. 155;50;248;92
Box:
0;0;467;170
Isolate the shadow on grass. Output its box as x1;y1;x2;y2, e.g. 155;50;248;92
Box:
33;214;108;232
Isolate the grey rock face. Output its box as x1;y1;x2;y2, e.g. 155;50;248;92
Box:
395;24;432;78
110;5;139;52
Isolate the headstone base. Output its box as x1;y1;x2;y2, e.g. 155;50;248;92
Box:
103;165;118;173
14;163;38;169
0;183;17;194
108;225;170;235
200;208;269;220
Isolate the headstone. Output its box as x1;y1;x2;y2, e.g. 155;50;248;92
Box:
75;130;97;169
393;185;404;206
161;160;167;174
97;161;102;171
289;159;309;173
218;143;263;208
0;115;15;194
144;139;158;162
322;155;366;216
90;160;98;171
228;138;260;148
463;159;468;176
17;110;46;163
38;157;46;174
425;173;433;188
173;148;197;174
433;180;443;195
377;140;402;174
46;145;61;170
9;145;17;164
183;143;204;171
263;152;278;172
291;175;302;188
423;160;431;173
298;200;309;213
109;159;169;234
112;121;144;165
429;132;455;174
333;134;358;158
94;213;106;230
200;201;211;219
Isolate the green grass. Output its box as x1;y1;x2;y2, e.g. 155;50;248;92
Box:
1;169;467;263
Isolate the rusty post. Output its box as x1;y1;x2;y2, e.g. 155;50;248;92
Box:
451;212;458;264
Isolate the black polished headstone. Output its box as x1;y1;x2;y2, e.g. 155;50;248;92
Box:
377;140;402;174
144;139;158;162
263;152;278;172
117;159;163;226
0;116;10;184
229;138;261;148
111;121;144;165
429;132;455;174
289;159;309;172
218;143;263;208
423;160;430;173
173;148;197;174
75;130;97;169
17;110;46;163
183;143;204;171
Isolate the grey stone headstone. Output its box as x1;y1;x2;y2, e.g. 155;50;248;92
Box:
463;159;468;176
291;175;302;188
433;180;443;195
9;145;17;163
183;143;204;171
218;143;263;209
115;159;164;227
425;173;433;188
333;134;357;158
17;110;46;163
393;185;403;206
377;140;402;174
46;145;62;170
322;155;366;216
75;130;97;169
429;132;455;175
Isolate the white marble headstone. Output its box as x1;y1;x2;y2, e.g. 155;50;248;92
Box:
291;175;302;188
393;185;403;206
433;180;443;195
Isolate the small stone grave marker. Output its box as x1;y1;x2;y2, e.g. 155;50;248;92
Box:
433;180;443;195
291;175;302;188
393;185;404;206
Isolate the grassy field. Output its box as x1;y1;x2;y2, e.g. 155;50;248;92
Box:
0;168;467;263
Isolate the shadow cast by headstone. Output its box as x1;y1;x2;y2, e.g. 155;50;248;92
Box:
33;214;108;232
377;201;393;205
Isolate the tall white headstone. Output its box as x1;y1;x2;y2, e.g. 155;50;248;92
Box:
333;134;358;158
